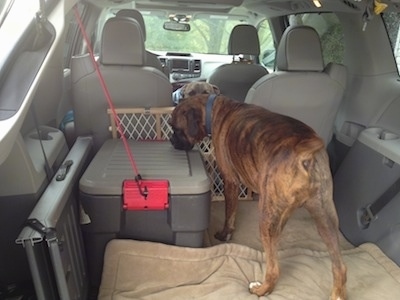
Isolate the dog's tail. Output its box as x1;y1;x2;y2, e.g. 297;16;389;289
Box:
296;136;325;174
296;137;332;205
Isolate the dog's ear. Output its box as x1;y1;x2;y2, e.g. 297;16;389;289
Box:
187;108;202;137
212;84;220;95
180;84;188;97
172;87;184;105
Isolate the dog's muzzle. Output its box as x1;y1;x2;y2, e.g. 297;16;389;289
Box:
170;132;194;151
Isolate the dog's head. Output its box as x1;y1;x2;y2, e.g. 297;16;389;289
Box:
170;95;208;151
180;82;220;99
172;82;220;105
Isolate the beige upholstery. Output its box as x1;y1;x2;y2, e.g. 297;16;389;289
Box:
71;17;172;151
207;25;268;102
116;9;168;77
245;25;347;146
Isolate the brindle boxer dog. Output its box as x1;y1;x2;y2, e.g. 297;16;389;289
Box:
170;94;347;300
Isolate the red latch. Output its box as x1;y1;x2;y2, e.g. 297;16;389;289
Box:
123;179;169;210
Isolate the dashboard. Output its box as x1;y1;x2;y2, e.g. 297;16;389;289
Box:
157;52;232;82
159;55;201;81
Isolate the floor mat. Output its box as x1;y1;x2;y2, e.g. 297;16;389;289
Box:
98;201;400;299
205;200;354;251
98;239;400;300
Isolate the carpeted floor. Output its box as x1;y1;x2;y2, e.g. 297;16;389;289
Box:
98;200;400;299
204;200;354;252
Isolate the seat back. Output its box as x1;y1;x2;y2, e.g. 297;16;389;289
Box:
116;9;169;77
245;25;347;146
207;24;268;102
71;17;172;151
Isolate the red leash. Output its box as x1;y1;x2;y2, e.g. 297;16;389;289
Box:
73;6;148;196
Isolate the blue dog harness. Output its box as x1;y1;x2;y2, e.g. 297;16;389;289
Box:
205;94;218;136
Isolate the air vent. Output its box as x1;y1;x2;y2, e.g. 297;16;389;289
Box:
166;52;191;56
290;1;313;10
193;59;201;73
342;0;360;10
159;57;167;67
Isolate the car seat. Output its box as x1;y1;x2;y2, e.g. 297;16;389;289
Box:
245;25;347;146
207;24;268;102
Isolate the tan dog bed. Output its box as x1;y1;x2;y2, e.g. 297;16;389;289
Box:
99;239;400;300
98;203;400;299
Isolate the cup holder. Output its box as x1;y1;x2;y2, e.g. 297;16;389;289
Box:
379;131;399;141
29;127;57;141
366;127;399;141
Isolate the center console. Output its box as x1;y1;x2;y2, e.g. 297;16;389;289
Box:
159;53;201;81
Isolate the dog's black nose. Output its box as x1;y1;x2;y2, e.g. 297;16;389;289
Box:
170;134;194;151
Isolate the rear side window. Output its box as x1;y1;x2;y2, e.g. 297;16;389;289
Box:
289;13;344;65
258;20;275;71
382;12;400;73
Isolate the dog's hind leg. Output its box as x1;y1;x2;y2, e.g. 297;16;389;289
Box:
214;178;239;241
304;151;347;300
304;196;347;300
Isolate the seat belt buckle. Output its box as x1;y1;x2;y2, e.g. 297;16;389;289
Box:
359;204;377;229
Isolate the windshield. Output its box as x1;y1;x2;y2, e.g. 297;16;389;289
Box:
143;14;247;54
99;8;249;55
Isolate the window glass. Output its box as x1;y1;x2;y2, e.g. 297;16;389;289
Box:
382;12;400;73
144;14;246;54
258;19;275;71
0;0;39;60
289;13;344;65
97;9;249;55
63;4;83;68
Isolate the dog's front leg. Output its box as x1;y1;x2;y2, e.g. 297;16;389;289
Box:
214;178;239;241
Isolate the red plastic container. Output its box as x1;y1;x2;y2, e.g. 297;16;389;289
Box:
123;179;169;210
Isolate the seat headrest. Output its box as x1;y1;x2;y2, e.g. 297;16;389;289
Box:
276;25;324;72
228;24;260;56
116;9;147;40
100;17;145;66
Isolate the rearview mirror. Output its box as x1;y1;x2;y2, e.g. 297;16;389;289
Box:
163;21;190;32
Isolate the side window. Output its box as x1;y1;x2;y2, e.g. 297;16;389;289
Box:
289;13;344;65
258;19;275;72
382;12;400;74
63;12;78;68
63;3;85;68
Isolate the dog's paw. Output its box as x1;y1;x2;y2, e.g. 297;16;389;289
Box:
214;231;232;242
214;228;233;242
331;295;346;300
248;281;262;290
249;281;272;296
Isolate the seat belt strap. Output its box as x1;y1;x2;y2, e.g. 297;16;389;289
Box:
361;175;400;227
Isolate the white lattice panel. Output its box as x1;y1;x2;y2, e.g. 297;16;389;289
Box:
108;108;253;201
198;137;253;201
108;107;174;140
